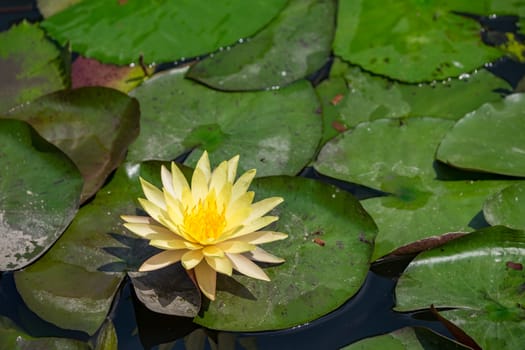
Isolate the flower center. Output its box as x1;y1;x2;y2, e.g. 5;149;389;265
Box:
183;192;226;244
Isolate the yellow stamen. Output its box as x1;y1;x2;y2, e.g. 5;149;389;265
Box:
183;192;227;244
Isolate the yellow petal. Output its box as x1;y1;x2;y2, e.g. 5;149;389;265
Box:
164;190;183;223
171;162;191;200
216;181;232;213
245;197;283;223
138;250;185;271
246;247;285;263
216;240;255;253
226;253;270;281
161;165;174;197
140;177;166;210
138;198;166;223
121;215;154;224
194;260;217;300
123;222;175;240
229;216;279;239
231;169;256;202
195;150;211;183
233;231;288;245
227;155;239;182
205;255;233;276
150;239;202;250
181;249;204;270
209;160;228;194
202;245;224;257
191;168;209;203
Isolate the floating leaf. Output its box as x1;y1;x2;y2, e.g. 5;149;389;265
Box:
316;61;509;143
13;161;183;335
363;179;514;260
41;0;287;64
333;1;502;82
342;327;469;349
0;21;67;112
484;182;525;229
0;316;89;350
7;87;140;202
72;56;152;93
128;68;321;177
187;0;335;91
195;176;377;331
314;118;455;190
436;93;525;177
0;119;82;271
396;226;525;350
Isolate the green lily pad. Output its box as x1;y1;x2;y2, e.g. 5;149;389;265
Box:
342;327;469;349
333;1;502;82
395;226;525;350
94;319;117;350
41;0;287;65
187;0;335;91
363;179;515;260
314;118;455;190
195;176;377;331
13;161;187;335
484;182;525;230
0;21;67;113
128;68;321;177
436;93;525;177
6;87;140;202
0;119;82;271
0;316;89;350
316;61;510;143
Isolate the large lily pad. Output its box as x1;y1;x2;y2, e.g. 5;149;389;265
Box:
41;0;287;65
13;161;188;335
395;226;525;350
484;182;525;229
316;62;510;143
314;118;455;190
363;179;515;260
128;68;321;176
0;21;67;113
7;87;140;202
333;1;502;82
436;93;525;177
194;176;377;331
187;0;335;91
0;119;82;271
342;327;469;349
0;316;89;350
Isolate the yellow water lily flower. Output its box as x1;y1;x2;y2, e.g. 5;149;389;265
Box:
121;151;287;300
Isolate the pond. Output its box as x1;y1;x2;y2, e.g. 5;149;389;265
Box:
1;1;525;349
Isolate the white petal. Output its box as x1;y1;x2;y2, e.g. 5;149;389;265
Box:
227;155;239;182
245;197;283;223
194;261;217;300
246;247;284;263
229;216;278;239
121;215;154;224
233;231;288;245
123;222;175;240
170;162;191;200
140;177;166;210
181;249;204;270
161;165;174;197
205;255;232;276
231;169;256;202
226;253;269;281
195;150;211;184
191;168;209;203
139;250;185;271
150;239;202;250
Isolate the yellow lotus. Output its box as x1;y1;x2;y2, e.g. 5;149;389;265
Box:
121;151;287;300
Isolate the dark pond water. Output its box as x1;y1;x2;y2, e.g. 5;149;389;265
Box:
1;1;523;349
